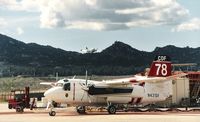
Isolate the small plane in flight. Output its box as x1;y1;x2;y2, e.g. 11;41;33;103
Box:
42;55;186;116
80;47;98;53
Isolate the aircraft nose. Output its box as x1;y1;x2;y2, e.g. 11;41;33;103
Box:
44;89;54;99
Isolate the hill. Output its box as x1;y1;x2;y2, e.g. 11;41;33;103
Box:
0;33;199;76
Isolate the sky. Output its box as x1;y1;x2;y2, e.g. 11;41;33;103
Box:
0;0;200;52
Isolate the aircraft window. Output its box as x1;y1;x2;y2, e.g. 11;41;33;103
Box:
64;79;69;82
63;83;70;91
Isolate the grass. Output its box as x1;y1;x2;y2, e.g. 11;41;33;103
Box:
0;77;53;92
0;75;132;93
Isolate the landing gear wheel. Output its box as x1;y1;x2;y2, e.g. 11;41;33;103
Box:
16;107;24;113
49;111;56;116
108;105;116;114
8;104;12;109
76;106;86;114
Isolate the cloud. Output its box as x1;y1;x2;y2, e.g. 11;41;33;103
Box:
0;0;189;31
16;27;24;35
39;0;189;30
0;17;7;27
172;18;200;32
0;0;39;12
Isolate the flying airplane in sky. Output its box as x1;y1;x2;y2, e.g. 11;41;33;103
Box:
41;55;186;116
80;46;98;53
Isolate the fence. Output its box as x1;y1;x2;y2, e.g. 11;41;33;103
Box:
0;92;12;102
0;91;45;102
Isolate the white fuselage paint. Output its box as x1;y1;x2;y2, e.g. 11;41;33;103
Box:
44;78;172;106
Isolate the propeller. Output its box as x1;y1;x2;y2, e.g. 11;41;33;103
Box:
72;75;76;79
80;70;92;103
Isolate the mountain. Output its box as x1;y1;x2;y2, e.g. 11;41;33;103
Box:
0;34;80;67
0;33;199;76
153;45;200;64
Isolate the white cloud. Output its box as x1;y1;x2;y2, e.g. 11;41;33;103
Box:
0;17;7;27
0;0;189;31
172;18;200;32
67;21;105;31
16;27;24;35
0;0;39;12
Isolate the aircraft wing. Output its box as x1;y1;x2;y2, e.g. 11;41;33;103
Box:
135;72;187;83
103;76;165;85
103;77;138;85
104;73;187;85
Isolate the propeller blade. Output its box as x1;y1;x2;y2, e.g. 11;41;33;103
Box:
72;75;76;79
80;70;92;103
87;94;92;103
81;91;92;103
82;86;89;91
81;91;86;101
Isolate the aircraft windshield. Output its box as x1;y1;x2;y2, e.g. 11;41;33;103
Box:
64;79;69;83
63;83;70;91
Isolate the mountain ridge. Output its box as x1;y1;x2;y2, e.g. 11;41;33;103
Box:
0;33;199;76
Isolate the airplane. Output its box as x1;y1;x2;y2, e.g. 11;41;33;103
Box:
42;55;186;116
80;46;98;53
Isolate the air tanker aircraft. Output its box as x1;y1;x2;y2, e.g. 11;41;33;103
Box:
41;56;186;116
80;46;98;53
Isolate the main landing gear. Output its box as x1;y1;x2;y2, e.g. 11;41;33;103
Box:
107;102;117;114
76;106;86;114
107;105;116;114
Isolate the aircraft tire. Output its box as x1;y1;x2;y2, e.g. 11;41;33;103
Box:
49;111;56;116
108;105;116;114
76;106;86;114
8;104;12;109
16;107;24;113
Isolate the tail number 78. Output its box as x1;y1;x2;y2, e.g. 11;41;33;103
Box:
155;64;167;76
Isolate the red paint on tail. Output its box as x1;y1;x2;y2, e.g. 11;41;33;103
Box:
148;61;172;77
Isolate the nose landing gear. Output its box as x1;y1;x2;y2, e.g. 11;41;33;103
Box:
48;101;57;116
49;111;56;116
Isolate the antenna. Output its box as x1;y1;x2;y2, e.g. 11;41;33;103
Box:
56;72;58;81
85;70;88;86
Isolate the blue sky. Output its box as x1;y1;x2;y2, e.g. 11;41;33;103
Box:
0;0;200;52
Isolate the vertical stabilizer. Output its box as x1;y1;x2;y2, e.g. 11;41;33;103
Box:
148;55;172;77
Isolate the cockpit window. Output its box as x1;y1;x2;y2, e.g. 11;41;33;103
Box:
63;83;70;91
64;79;69;82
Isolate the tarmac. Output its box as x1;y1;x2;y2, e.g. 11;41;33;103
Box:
0;103;200;122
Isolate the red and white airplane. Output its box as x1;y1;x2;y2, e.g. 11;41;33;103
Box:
42;56;186;116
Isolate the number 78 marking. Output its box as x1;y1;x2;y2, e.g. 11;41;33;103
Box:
155;64;168;76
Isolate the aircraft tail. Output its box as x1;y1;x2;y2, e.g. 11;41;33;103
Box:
145;56;173;101
148;55;172;77
145;79;173;101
